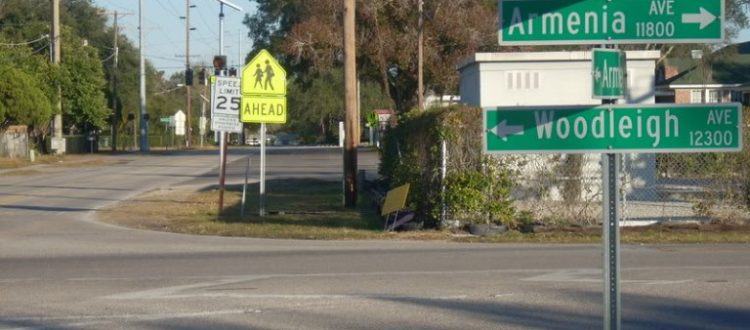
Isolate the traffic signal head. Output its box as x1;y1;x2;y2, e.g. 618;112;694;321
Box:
213;55;227;70
185;68;194;86
198;68;207;85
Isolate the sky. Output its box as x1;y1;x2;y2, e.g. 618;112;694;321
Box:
93;0;750;78
93;0;255;77
739;29;750;44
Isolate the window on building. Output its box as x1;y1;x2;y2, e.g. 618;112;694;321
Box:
690;89;703;103
506;72;540;90
731;91;743;102
707;89;719;103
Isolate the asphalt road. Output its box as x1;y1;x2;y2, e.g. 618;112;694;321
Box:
1;147;749;330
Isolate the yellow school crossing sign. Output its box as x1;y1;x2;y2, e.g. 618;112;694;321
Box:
241;49;287;123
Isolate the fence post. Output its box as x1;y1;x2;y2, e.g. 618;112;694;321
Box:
440;139;448;228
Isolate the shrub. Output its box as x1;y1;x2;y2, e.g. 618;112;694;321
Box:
379;105;515;228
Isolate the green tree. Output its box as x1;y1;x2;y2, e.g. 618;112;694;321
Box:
57;27;109;130
0;64;53;128
0;0;172;140
0;38;55;130
286;68;390;144
245;0;500;113
247;0;750;113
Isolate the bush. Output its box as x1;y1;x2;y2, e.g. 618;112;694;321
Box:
445;159;514;226
379;105;515;228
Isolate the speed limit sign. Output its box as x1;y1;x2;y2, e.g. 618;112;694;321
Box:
211;76;243;133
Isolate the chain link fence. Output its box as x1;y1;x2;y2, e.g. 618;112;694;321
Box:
625;153;750;225
506;154;603;226
507;150;750;226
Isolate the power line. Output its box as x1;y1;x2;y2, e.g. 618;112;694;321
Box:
31;44;49;54
0;35;49;47
101;52;116;62
96;0;131;12
155;0;181;18
194;3;220;41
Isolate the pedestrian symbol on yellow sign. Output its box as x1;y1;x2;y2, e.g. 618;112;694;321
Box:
242;49;286;96
264;60;275;90
252;61;277;91
253;64;263;89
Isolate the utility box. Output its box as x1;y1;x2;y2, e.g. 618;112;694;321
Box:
458;51;660;107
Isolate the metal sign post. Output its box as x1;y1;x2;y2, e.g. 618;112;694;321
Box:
240;49;288;217
602;151;621;330
260;123;267;216
601;43;621;329
210;77;242;216
241;155;251;218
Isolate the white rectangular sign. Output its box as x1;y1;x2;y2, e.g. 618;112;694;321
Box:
174;110;186;136
211;77;243;133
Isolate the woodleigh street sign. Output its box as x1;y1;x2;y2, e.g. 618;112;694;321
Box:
499;0;724;45
484;103;743;154
592;48;626;99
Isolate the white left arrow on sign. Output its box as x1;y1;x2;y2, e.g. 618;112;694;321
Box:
490;120;524;141
682;7;717;30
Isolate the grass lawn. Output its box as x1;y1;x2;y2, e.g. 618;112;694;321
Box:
100;179;426;240
98;178;750;243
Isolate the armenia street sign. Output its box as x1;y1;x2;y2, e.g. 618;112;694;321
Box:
592;48;626;99
484;103;743;154
499;0;724;45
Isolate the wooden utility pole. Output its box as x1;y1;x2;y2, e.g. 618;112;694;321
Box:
417;0;424;111
107;11;128;152
102;10;133;152
52;0;64;154
138;0;149;152
185;0;193;147
343;0;358;207
111;12;119;152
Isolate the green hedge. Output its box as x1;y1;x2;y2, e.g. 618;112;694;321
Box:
379;106;515;228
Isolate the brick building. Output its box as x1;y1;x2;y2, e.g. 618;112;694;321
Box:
657;42;750;105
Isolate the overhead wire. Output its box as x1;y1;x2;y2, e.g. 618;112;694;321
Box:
91;0;250;75
0;35;49;47
95;0;131;12
101;52;116;63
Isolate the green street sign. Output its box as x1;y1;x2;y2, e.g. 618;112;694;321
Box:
592;48;626;99
484;103;743;154
499;0;724;45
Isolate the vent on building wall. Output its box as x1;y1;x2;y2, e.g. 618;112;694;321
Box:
507;71;540;90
